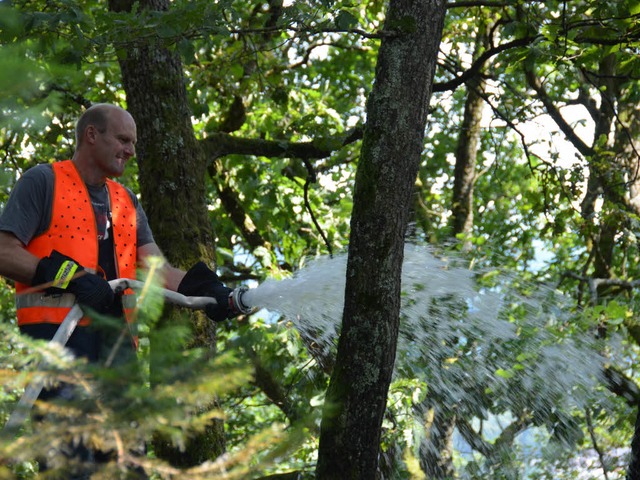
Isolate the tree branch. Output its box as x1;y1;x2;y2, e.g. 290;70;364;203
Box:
492;414;530;450
560;271;640;303
575;71;601;120
456;414;530;469
245;345;303;423
603;366;640;407
202;125;363;161
207;158;270;252
49;84;93;109
301;158;333;256
226;25;396;40
446;0;540;8
573;34;640;46
524;67;594;158
434;37;538;92
585;407;611;480
201;127;361;255
455;417;492;457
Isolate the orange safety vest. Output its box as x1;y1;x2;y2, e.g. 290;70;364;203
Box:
15;160;138;345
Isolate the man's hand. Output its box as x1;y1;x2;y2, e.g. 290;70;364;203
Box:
178;262;234;322
32;250;115;314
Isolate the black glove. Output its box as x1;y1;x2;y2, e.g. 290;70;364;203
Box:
32;250;115;315
177;261;234;322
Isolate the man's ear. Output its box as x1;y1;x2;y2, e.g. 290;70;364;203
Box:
85;125;98;144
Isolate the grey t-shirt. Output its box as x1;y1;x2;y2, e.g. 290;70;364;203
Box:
0;163;154;257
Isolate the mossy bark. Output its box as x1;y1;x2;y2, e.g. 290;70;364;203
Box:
316;0;447;478
109;0;224;466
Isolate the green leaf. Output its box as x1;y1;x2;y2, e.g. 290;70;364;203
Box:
177;37;196;63
495;368;515;379
335;10;358;30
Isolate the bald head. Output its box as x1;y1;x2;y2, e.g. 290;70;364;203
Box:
75;104;132;146
72;103;137;184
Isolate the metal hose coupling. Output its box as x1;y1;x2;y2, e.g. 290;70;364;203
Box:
228;285;253;315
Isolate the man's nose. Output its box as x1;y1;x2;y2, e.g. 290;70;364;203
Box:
125;143;135;157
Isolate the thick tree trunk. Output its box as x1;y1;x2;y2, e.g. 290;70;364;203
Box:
108;0;213;264
108;0;224;466
315;0;447;478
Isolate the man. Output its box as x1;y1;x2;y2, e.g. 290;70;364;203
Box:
0;103;237;470
0;103;236;358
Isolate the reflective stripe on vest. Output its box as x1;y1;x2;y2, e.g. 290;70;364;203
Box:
15;160;138;345
17;292;137;310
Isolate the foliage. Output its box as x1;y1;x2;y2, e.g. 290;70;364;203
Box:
0;267;310;478
2;0;640;477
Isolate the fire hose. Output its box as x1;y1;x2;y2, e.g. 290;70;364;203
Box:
2;279;252;435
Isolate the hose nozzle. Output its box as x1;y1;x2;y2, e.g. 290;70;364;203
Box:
228;285;253;315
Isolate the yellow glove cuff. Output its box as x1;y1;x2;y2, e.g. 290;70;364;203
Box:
53;260;79;289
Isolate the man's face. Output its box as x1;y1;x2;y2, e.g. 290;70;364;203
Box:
92;109;137;178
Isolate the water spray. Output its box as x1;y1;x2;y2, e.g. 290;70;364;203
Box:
4;243;610;469
232;244;609;454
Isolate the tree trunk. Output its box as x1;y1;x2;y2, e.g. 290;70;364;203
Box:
315;0;447;478
613;70;640;480
628;403;640;480
108;0;224;465
419;404;456;478
579;54;618;280
450;75;484;240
